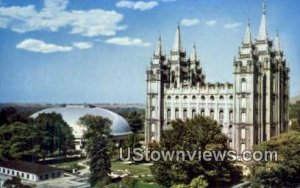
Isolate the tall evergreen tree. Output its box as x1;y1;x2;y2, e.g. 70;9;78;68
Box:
80;115;112;186
33;113;74;156
126;111;143;133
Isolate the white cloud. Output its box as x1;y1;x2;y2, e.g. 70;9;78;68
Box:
0;0;126;37
73;42;93;49
224;22;242;29
43;0;69;12
180;18;200;27
105;37;150;47
205;20;217;26
16;38;72;53
116;1;158;11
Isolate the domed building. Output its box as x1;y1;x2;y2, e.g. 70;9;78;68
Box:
31;106;132;151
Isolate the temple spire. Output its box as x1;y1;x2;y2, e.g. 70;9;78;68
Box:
257;1;268;40
274;31;281;52
172;24;182;52
243;20;252;44
190;43;197;61
155;35;162;56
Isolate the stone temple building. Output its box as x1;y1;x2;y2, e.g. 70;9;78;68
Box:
144;2;289;153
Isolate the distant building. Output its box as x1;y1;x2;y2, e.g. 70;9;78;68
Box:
145;2;289;153
0;160;63;182
31;106;132;151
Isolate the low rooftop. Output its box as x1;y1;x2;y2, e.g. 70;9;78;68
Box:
0;160;62;175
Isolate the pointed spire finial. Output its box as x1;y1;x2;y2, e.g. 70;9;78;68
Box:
155;34;162;56
263;1;267;15
177;22;180;28
257;1;268;40
172;23;182;52
190;42;197;61
274;30;281;52
243;19;252;44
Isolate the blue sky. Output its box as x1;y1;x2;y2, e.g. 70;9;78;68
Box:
0;0;299;103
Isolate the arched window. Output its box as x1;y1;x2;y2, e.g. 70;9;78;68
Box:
219;110;224;121
201;109;205;116
201;96;205;101
171;71;175;82
219;95;224;100
210;96;215;101
183;96;188;101
192;109;196;118
241;112;246;123
241;97;246;108
167;109;171;120
192;95;196;100
210;110;214;120
175;96;179;100
151;97;157;105
183;109;188;119
151;123;156;132
167;95;172;100
175;109;179;119
241;128;246;139
241;78;247;92
229;110;233;122
151;107;155;119
229;95;233;100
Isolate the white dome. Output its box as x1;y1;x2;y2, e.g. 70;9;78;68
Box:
31;106;132;138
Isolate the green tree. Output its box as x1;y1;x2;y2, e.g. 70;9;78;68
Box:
120;133;142;161
33;113;74;156
80;115;112;187
126;111;143;133
0;107;29;126
0;122;41;161
3;177;32;188
251;131;300;187
171;175;208;188
289;101;300;131
150;115;241;187
188;175;209;188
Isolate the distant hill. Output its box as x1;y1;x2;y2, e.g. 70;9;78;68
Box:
290;95;300;104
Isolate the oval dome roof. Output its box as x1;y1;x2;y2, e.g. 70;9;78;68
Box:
31;106;132;138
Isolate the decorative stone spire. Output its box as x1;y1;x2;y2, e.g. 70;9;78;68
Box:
190;43;197;61
243;20;252;44
257;1;268;40
172;24;182;52
274;31;281;52
155;35;162;56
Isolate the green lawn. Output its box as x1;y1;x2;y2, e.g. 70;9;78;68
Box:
111;161;151;176
110;162;162;187
49;159;85;172
135;181;163;188
105;180;162;188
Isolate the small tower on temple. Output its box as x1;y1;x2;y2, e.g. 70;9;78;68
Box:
145;35;167;144
233;18;259;154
